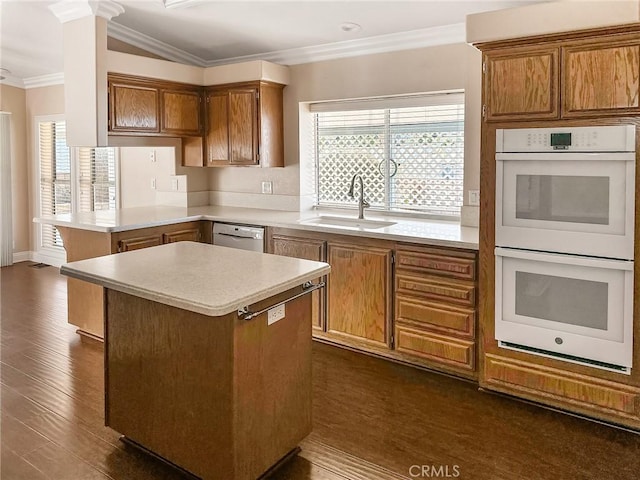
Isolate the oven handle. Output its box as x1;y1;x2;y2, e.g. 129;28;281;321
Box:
496;152;635;161
495;247;634;270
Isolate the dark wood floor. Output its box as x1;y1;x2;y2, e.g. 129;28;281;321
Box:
3;262;640;480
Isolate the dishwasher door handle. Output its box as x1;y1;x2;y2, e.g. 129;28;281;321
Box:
215;232;258;240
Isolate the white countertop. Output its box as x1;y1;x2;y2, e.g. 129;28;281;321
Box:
60;242;331;317
36;205;479;250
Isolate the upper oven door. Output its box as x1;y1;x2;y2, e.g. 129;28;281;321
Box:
495;151;635;259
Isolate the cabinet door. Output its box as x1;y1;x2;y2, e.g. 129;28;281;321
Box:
109;81;160;133
205;91;230;165
562;42;640;117
163;228;201;243
484;47;559;121
326;242;392;349
118;235;163;252
161;89;202;136
229;88;259;165
271;234;326;331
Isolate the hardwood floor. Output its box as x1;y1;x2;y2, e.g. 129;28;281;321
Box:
2;262;640;480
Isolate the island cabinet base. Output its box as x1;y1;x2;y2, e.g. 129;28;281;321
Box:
104;287;313;480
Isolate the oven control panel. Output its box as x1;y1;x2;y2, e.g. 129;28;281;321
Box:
496;125;635;153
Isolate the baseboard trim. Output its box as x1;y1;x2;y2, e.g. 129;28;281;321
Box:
12;251;33;264
32;249;66;268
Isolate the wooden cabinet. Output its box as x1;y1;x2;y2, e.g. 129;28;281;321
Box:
58;221;205;340
484;47;559;121
326;242;393;350
562;41;640;117
108;74;202;137
477;24;640;430
270;234;326;331
393;245;478;378
197;81;284;167
483;28;640;121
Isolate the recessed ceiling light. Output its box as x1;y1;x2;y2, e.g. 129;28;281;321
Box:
340;22;361;33
0;68;11;81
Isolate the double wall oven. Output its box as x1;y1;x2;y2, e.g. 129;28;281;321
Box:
494;125;636;373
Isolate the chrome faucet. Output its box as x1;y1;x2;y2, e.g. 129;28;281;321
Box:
348;174;370;219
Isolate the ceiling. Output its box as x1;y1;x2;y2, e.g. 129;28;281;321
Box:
0;0;547;85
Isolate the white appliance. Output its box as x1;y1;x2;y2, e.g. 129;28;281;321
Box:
494;125;635;373
496;125;635;259
212;223;265;252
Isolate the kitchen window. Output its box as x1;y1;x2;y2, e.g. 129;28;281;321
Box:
312;92;464;217
36;117;118;250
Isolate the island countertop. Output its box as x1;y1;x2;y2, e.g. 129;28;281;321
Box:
60;241;331;317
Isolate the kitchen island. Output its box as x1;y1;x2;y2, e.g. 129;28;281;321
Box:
61;241;330;480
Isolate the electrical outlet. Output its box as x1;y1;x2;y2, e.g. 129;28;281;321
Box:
171;178;179;191
468;190;480;206
149;150;156;162
261;181;273;194
267;304;285;325
150;177;156;189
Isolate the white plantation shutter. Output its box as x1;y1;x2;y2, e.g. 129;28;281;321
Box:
38;121;70;248
77;147;117;212
312;92;464;217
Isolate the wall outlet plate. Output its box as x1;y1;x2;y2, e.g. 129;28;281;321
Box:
150;177;156;190
261;181;273;194
149;150;156;162
171;178;179;191
267;304;285;325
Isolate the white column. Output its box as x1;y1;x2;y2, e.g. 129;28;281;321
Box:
0;112;13;266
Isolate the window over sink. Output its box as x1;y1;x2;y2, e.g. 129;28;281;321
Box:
311;92;464;218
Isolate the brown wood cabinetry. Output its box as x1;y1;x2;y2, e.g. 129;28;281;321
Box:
58;221;205;340
484;47;559;121
108;74;202;137
562;41;640;117
269;233;326;331
199;81;284;167
482;27;640;121
394;245;478;378
326;242;393;349
476;23;640;430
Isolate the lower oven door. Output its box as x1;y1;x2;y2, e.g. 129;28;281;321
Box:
495;247;634;370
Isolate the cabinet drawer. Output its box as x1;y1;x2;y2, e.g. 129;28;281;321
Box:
396;273;475;307
395;326;475;370
396;248;476;281
484;354;640;418
396;295;474;338
163;228;200;243
118;235;163;252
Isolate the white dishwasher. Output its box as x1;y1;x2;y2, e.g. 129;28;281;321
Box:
212;223;265;252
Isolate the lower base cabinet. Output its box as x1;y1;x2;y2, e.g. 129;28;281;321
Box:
267;228;478;378
58;221;205;339
325;242;393;350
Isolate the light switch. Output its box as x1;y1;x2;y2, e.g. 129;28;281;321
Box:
468;190;480;206
150;177;156;189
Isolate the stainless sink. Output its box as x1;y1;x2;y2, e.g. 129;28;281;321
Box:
299;216;396;230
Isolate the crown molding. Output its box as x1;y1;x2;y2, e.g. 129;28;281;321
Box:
205;23;467;67
107;21;208;67
23;73;65;89
49;0;125;24
162;0;209;9
106;21;465;70
0;77;25;89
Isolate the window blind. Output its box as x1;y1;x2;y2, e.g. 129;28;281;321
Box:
38;120;70;248
313;92;464;217
77;147;117;212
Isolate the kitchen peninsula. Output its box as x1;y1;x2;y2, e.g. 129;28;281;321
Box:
60;241;330;480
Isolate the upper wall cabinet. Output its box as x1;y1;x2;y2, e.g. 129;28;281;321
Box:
484;46;559;121
562;41;640;117
108;74;203;137
482;29;640;122
201;81;285;168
